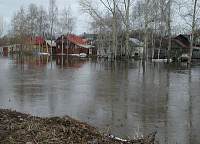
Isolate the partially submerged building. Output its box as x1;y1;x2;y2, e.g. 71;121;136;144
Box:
22;37;45;54
171;34;200;59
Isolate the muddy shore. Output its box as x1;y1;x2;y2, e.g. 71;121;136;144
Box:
0;109;156;143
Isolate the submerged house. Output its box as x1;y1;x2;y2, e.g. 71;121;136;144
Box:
22;37;53;55
129;38;144;58
55;35;94;55
0;44;20;54
171;34;200;59
22;37;45;54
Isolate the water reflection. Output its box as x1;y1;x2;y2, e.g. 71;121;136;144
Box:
0;55;200;143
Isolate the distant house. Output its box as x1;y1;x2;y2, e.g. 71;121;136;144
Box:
129;38;144;58
55;35;94;55
22;37;45;54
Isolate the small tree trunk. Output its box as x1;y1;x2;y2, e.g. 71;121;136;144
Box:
188;0;197;64
167;0;172;63
143;0;149;62
125;0;130;61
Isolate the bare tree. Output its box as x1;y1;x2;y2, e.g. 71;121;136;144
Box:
188;0;198;63
167;0;172;63
49;0;58;54
143;0;150;62
79;0;123;60
59;5;76;35
116;0;131;60
37;6;49;38
26;4;38;39
11;6;27;52
0;16;6;38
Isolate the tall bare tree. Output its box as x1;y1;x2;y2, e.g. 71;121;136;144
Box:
26;4;38;39
0;16;6;38
143;0;150;62
37;6;49;38
59;5;76;35
167;0;172;63
11;6;27;52
49;0;58;54
116;0;131;60
188;0;198;63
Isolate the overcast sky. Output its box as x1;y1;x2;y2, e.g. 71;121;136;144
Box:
0;0;91;35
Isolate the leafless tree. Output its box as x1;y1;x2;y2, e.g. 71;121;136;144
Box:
10;6;27;52
59;5;76;35
49;0;58;54
143;0;150;62
26;4;38;39
79;0;124;60
37;6;49;38
188;0;198;63
166;0;172;63
0;16;6;38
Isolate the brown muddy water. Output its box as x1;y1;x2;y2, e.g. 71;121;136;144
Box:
0;54;200;143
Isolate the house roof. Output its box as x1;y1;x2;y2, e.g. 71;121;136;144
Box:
172;39;188;48
129;38;144;47
24;37;45;45
64;35;87;45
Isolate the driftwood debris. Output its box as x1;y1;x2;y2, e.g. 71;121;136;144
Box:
0;109;157;144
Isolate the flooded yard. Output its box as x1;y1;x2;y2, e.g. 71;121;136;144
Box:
0;54;200;143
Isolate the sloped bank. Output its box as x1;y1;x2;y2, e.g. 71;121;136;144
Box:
0;109;156;144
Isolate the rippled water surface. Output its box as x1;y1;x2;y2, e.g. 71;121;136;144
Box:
0;55;200;143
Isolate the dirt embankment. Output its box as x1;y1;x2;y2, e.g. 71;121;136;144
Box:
0;109;156;144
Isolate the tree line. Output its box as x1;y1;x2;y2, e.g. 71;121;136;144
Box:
0;0;75;51
0;0;199;62
78;0;199;62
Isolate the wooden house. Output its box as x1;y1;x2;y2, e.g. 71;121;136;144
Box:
55;35;93;55
171;34;200;59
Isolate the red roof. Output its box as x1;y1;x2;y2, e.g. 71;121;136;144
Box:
24;37;45;45
64;35;87;45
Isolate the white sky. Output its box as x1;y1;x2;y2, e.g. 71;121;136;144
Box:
0;0;91;35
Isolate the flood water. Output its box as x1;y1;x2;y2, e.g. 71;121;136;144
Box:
0;54;200;143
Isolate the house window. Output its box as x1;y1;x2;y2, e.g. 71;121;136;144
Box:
58;44;60;49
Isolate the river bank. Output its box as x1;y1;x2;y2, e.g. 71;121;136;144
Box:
0;109;156;144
